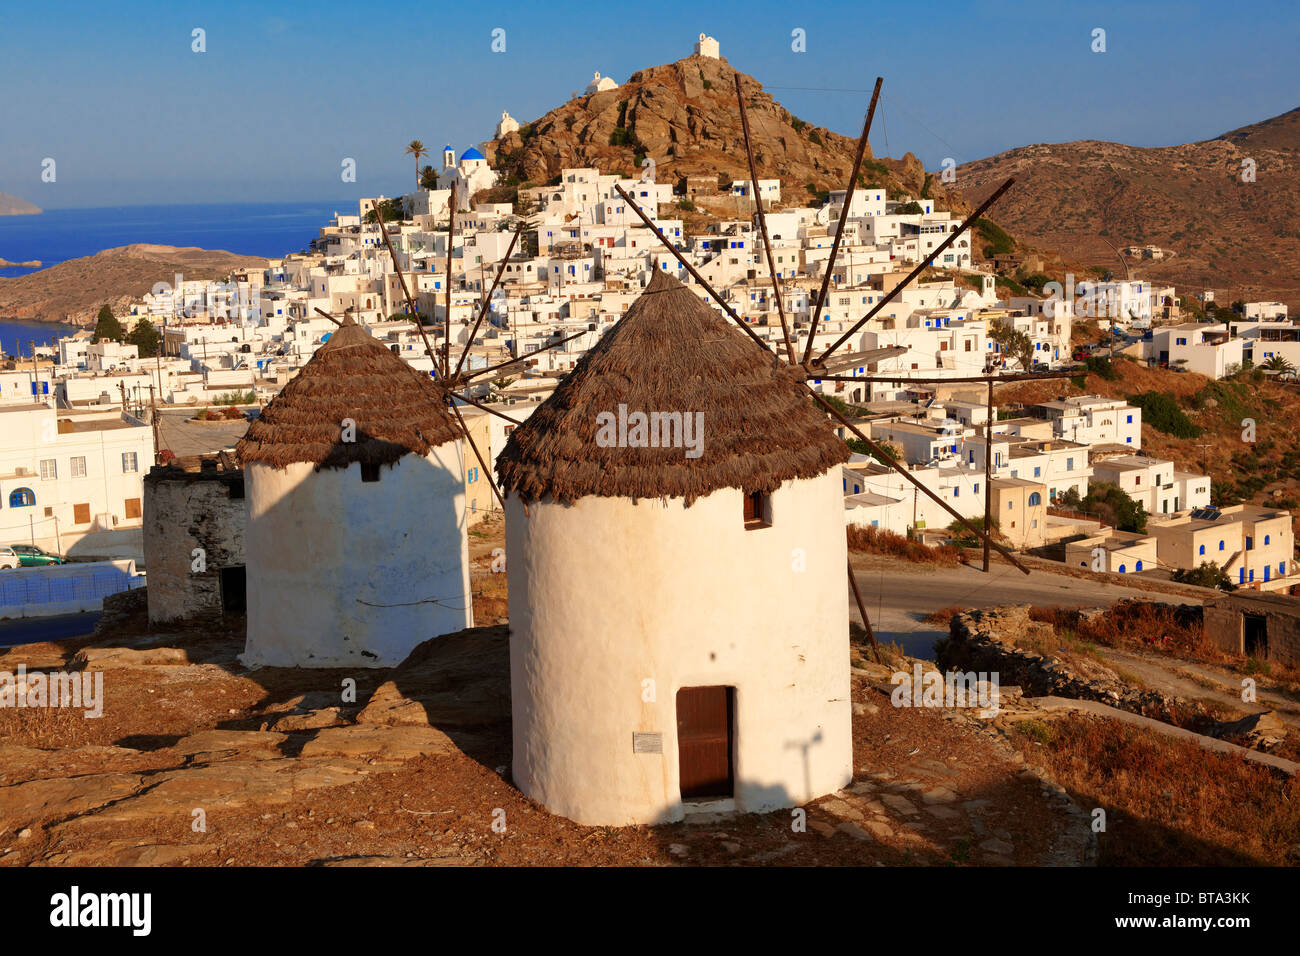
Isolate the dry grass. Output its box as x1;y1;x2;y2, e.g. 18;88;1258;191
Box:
1032;601;1300;688
847;526;962;566
1030;601;1205;656
921;605;965;626
1010;713;1300;865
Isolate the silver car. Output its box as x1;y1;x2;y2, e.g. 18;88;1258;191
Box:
0;547;18;570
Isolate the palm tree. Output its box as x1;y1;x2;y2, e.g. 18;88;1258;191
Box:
1262;354;1296;375
405;140;427;190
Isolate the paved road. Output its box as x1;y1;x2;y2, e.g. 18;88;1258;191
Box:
0;612;100;648
850;557;1200;659
157;409;249;457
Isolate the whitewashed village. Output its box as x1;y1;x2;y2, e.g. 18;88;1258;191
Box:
2;34;1299;870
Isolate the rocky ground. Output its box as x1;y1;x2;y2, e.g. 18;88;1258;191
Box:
0;555;1094;866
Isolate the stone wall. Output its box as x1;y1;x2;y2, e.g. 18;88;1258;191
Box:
142;467;246;624
1203;593;1300;668
936;604;1206;724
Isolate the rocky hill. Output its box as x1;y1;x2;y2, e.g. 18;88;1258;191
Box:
481;53;968;216
955;108;1300;309
0;190;41;215
0;244;268;326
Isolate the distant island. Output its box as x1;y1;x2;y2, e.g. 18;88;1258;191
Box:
0;191;42;216
0;258;42;268
0;243;267;325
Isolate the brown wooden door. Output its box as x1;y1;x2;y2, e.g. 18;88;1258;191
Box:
676;685;734;800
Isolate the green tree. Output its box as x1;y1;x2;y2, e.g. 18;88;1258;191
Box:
1171;562;1236;591
92;304;124;343
846;438;902;465
125;318;160;358
419;165;438;190
363;198;405;224
405;140;427;191
988;319;1033;370
1078;481;1148;534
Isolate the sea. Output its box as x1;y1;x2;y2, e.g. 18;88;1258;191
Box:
0;200;353;356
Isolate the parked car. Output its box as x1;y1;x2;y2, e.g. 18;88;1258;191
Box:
0;547;18;570
9;544;66;566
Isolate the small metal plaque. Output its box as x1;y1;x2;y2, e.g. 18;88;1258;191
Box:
633;732;663;754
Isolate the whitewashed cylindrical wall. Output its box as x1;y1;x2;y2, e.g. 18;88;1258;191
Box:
243;442;472;668
507;469;851;826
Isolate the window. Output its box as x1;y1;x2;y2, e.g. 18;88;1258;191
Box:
743;491;770;530
125;497;141;519
1219;540;1225;551
1247;536;1253;550
467;466;479;483
1118;564;1127;573
70;456;87;478
1066;458;1075;471
8;488;35;508
1136;560;1143;571
1126;415;1133;423
360;463;381;483
122;452;138;473
1033;467;1041;477
1028;492;1042;507
73;502;90;524
1199;544;1205;555
1265;534;1271;545
39;459;56;480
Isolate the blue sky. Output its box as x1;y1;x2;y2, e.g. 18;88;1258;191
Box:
2;0;1297;209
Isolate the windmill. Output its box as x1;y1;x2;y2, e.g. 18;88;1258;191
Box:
369;182;597;519
602;74;1041;618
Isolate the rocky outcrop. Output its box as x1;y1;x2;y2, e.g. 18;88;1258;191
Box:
482;54;967;214
936;605;1209;725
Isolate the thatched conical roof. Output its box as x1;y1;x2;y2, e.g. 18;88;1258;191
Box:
497;270;849;504
237;315;462;471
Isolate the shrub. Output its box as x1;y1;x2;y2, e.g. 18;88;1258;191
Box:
846;526;961;565
1084;356;1118;381
976;218;1014;257
1126;391;1202;438
1171;562;1236;591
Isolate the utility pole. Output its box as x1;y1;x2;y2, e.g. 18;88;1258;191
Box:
148;383;161;464
983;373;995;572
29;339;39;402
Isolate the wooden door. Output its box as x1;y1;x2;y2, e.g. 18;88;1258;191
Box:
676;685;734;800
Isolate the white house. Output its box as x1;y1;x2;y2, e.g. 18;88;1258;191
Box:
0;403;153;560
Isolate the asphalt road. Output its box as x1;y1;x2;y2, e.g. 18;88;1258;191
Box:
0;612;100;648
850;557;1200;659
